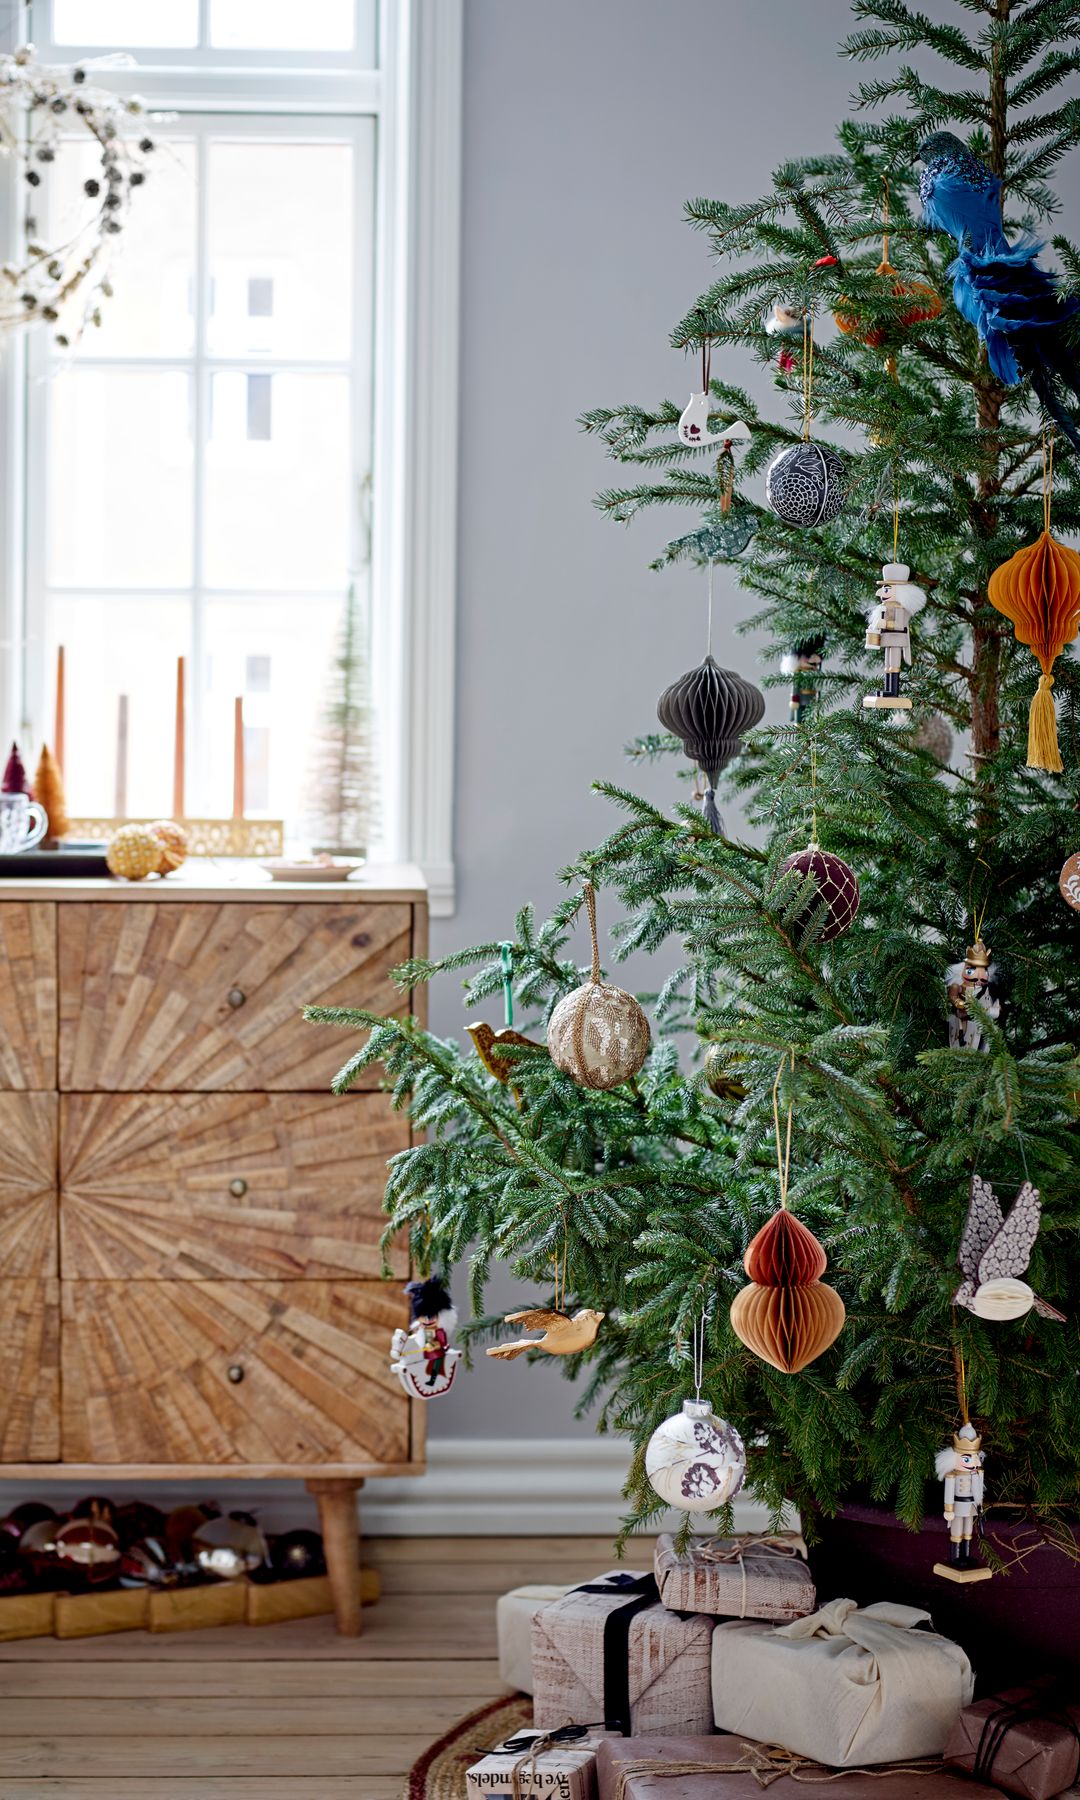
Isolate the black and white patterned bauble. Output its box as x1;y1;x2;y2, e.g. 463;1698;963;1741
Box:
766;442;845;528
645;1398;746;1513
778;846;860;943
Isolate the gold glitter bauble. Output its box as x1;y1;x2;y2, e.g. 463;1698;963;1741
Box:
106;824;161;881
149;819;189;874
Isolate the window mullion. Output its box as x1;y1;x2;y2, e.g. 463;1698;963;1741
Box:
190;119;210;815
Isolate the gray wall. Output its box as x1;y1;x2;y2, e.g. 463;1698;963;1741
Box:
429;0;860;1440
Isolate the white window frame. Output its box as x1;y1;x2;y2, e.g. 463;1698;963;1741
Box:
0;0;461;913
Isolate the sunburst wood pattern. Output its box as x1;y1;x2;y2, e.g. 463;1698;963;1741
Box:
57;902;412;1091
0;1095;58;1277
61;1282;411;1465
0;1280;60;1459
0;904;56;1090
59;1093;408;1281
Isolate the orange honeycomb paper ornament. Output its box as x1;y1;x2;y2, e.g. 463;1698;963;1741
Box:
988;439;1080;773
730;1054;845;1375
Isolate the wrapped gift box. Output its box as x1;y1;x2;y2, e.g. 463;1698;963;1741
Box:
532;1572;714;1738
466;1726;606;1799
945;1686;1080;1800
710;1598;973;1766
497;1584;575;1694
654;1532;815;1621
597;1735;1006;1800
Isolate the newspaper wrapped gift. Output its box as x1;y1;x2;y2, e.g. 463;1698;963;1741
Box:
532;1572;714;1738
654;1532;815;1621
710;1599;974;1766
466;1725;606;1799
498;1586;576;1695
944;1685;1080;1800
597;1734;1004;1800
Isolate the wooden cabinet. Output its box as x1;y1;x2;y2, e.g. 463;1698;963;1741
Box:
0;864;428;1632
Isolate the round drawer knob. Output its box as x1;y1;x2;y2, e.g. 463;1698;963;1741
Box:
227;1364;245;1384
227;987;246;1009
229;1177;248;1198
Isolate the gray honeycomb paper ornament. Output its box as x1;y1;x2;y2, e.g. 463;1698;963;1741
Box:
657;656;766;833
766;442;845;528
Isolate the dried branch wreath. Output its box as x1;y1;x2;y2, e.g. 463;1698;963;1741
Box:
0;44;161;345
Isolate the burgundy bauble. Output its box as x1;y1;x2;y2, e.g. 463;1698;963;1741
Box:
778;846;860;943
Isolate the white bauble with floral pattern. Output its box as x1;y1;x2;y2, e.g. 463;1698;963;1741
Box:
645;1398;747;1513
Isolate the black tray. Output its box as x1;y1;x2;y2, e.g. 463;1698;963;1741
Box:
0;852;110;877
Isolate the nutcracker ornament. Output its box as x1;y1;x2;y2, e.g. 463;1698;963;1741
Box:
946;939;1001;1052
389;1276;462;1400
863;563;926;711
933;1422;990;1583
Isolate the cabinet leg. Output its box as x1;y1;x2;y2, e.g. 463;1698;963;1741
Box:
306;1478;364;1636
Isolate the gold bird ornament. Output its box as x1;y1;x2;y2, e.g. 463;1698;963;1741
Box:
486;1306;605;1362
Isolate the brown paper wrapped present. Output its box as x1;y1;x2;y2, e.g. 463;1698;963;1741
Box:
597;1735;1006;1800
944;1686;1080;1800
466;1725;606;1798
654;1532;815;1621
531;1572;714;1738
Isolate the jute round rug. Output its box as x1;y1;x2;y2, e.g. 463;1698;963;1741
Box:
403;1693;533;1800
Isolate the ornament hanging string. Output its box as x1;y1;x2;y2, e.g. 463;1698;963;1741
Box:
691;1311;706;1404
701;334;712;398
706;561;714;659
772;1048;796;1210
880;173;891;269
809;735;819;848
552;1209;568;1313
802;313;815;442
500;941;514;1028
1043;430;1054;537
582;880;602;985
892;465;900;564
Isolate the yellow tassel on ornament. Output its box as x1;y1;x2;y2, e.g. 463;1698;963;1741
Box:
1027;673;1064;774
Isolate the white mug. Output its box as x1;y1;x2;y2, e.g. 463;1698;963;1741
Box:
0;792;48;853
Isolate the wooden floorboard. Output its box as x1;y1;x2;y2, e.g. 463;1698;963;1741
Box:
0;1536;601;1789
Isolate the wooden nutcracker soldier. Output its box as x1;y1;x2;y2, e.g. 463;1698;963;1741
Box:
946;939;1000;1052
933;1422;990;1583
863;562;926;712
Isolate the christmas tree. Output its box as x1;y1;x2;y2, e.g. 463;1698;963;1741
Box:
306;579;378;855
310;0;1080;1547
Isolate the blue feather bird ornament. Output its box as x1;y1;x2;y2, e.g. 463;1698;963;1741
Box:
916;131;1080;449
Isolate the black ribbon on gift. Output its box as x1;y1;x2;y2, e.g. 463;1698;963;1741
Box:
971;1685;1080;1790
571;1571;660;1737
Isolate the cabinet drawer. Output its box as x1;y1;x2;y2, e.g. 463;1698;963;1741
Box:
60;1092;408;1280
58;901;412;1092
0;1279;60;1459
0;1094;58;1277
0;903;57;1090
61;1281;410;1465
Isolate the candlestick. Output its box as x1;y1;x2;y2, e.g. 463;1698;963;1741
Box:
54;645;65;774
114;694;129;819
232;696;244;820
173;655;185;818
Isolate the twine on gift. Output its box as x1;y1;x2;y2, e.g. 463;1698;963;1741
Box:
609;1742;948;1800
500;1720;593;1800
970;1686;1080;1791
690;1531;807;1618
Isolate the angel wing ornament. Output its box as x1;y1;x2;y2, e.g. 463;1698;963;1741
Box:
953;1174;1065;1323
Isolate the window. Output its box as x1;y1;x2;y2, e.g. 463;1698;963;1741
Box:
7;0;462;907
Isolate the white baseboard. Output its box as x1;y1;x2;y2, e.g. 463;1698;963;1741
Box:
0;1437;780;1538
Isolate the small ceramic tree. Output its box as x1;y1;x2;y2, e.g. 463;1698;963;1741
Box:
34;744;69;845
